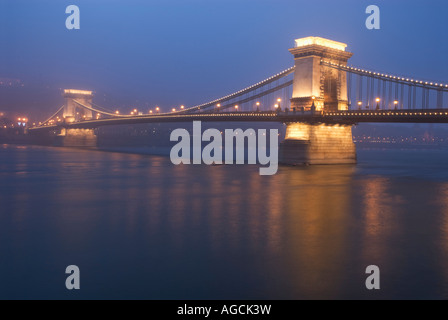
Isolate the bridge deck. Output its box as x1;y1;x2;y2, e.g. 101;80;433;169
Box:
28;109;448;132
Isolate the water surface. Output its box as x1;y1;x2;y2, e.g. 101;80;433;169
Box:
1;144;448;299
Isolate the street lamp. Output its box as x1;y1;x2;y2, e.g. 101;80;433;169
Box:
180;105;184;110
256;101;260;112
277;98;282;111
357;101;362;109
311;96;316;112
156;107;160;113
234;105;239;111
375;98;380;110
172;108;176;112
394;100;399;110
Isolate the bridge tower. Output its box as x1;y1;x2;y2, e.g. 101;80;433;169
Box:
280;37;356;165
63;89;94;123
55;89;97;148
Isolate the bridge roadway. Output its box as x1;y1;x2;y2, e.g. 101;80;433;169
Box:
28;109;448;132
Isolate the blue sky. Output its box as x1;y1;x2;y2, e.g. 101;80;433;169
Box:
1;0;448;119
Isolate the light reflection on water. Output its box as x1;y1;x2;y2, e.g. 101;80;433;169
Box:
1;145;448;299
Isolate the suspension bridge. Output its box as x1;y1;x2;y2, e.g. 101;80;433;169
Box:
28;36;448;165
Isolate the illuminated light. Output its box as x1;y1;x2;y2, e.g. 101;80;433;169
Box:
63;89;93;95
156;107;160;111
217;103;221;107
394;100;399;105
149;110;153;114
277;98;282;102
115;111;120;114
256;102;260;106
274;104;279;109
234;105;239;110
376;98;380;103
172;108;176;112
294;36;347;51
358;101;362;106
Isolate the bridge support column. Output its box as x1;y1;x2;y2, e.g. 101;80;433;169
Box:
289;37;353;112
280;123;356;165
63;89;94;122
55;128;97;148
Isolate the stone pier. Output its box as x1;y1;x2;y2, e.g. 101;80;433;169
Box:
280;123;356;165
54;128;97;148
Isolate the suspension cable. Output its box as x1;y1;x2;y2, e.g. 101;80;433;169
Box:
38;105;64;126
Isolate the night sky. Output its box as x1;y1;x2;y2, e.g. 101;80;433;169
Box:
1;0;448;121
